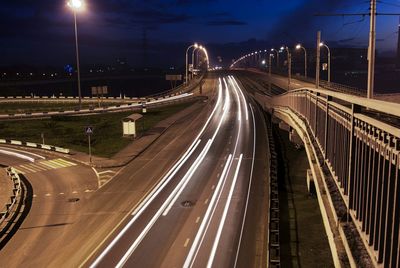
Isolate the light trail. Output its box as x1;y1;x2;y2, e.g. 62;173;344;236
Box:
207;154;243;268
90;79;223;268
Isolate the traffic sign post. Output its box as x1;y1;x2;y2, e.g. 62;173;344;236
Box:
85;126;94;164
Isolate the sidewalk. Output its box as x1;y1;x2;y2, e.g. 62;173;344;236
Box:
69;99;209;168
0;169;13;213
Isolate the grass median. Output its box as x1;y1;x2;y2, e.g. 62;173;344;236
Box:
0;101;195;158
0;101;125;114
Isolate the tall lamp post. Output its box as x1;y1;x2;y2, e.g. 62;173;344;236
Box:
67;0;84;109
185;43;198;85
271;48;280;68
281;46;292;90
191;45;202;80
296;44;307;78
320;42;331;83
269;53;273;94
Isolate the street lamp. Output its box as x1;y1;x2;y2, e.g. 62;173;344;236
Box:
319;42;331;83
67;0;85;109
281;46;292;90
270;48;280;68
191;45;201;80
296;44;307;78
185;43;198;84
200;46;210;71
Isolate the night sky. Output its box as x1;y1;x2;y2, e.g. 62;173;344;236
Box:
0;0;399;68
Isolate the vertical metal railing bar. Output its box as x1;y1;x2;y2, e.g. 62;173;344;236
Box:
388;142;399;267
377;133;389;262
382;139;396;266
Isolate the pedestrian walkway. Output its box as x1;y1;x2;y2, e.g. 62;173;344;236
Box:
13;158;77;174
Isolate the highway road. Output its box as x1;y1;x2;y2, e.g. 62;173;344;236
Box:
82;74;269;268
0;74;269;267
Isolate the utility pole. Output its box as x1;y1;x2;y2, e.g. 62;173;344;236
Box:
288;51;292;90
367;0;376;99
315;1;400;98
316;31;321;89
269;53;272;94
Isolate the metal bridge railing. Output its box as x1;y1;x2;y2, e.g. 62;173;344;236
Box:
269;87;400;267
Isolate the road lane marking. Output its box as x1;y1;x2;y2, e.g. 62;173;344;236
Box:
196;217;201;224
207;154;244;268
211;185;215;190
204;198;209;205
89;82;225;268
19;164;38;173
184;154;233;268
234;104;257;267
184;238;190;248
186;76;246;267
116;79;232;267
163;140;212;216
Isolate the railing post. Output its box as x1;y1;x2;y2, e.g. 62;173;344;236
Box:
324;95;332;159
347;103;361;221
314;92;320;136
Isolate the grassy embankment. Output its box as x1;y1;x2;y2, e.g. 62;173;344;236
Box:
0;102;194;157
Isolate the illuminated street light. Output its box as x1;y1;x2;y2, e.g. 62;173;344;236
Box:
319;42;331;83
67;0;84;109
270;48;280;68
296;44;307;78
185;43;198;84
281;46;292;90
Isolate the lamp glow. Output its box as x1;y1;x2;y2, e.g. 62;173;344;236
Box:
68;0;83;10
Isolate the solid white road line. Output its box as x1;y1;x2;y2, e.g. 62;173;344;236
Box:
115;139;212;268
234;105;256;267
116;79;232;266
187;76;248;267
183;154;233;268
207;154;243;268
90;79;224;268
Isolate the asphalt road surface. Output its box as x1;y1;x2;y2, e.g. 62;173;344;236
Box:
0;146;98;267
86;75;269;268
0;74;269;267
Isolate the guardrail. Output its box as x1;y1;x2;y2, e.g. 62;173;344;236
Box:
0;139;70;154
0;93;194;121
0;168;22;226
265;114;281;267
244;68;367;97
257;86;400;267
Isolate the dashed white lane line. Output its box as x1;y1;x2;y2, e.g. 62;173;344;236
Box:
196;217;201;224
204;198;209;205
45;193;51;197
184;238;190;248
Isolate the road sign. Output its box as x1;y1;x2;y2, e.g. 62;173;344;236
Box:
91;86;108;95
85;126;94;135
165;75;182;81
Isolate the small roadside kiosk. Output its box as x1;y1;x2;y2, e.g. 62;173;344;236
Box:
122;113;143;138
